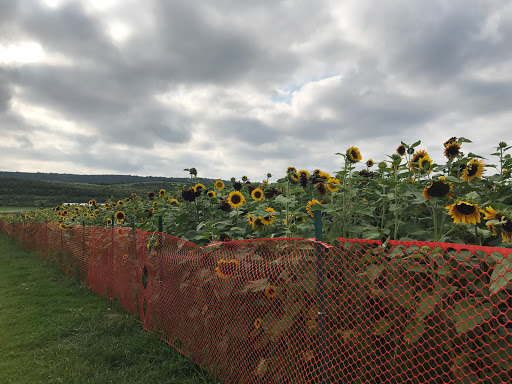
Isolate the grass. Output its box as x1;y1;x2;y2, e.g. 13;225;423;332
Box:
0;206;40;213
0;234;224;384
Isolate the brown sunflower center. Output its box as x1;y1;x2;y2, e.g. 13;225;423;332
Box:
455;203;476;215
467;163;478;176
231;194;241;204
254;191;262;198
350;150;358;159
397;146;406;155
427;181;450;197
503;218;512;232
446;145;460;156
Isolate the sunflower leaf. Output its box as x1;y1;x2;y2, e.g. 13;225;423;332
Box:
411;140;421;148
467;152;485;159
458;137;473;143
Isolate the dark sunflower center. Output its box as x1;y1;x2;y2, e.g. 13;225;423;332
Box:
467;164;478;176
231;194;241;204
413;154;425;163
428;181;450;197
254;191;262;198
398;146;406;155
455;203;476;215
503;218;512;232
446;145;460;156
351;150;358;159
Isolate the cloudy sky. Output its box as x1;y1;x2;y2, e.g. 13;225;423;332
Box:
1;0;511;181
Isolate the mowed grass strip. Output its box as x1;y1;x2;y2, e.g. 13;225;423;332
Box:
0;235;223;384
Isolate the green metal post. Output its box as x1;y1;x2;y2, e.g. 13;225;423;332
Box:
314;210;329;383
158;215;163;233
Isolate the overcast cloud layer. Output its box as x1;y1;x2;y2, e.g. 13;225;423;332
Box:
1;0;511;181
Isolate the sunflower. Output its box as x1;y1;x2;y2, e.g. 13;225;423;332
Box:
288;172;300;184
115;211;126;222
409;150;429;171
366;159;374;167
306;200;321;218
88;199;97;206
461;159;485;182
227;191;245;208
501;215;512;243
215;180;225;189
444;142;461;159
264;285;278;299
444;137;457;147
483;206;500;221
298;169;310;177
194;183;206;192
83;212;89;218
117;200;124;206
215;259;240;279
378;161;387;170
59;223;69;230
94;209;100;215
106;218;112;225
242;175;248;182
318;171;331;180
396;145;406;156
316;182;328;196
254;318;262;329
153;201;158;205
422;177;453;200
251;188;263;201
418;156;433;173
147;192;155;199
445;201;483;225
159;189;166;196
287;167;297;174
233;181;242;191
346;146;362;163
169;198;179;205
261;207;276;226
326;178;340;192
207;190;216;198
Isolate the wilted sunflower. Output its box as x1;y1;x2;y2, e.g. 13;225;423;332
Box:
445;201;483;225
287;166;297;174
228;191;245;208
219;200;232;212
207;191;216;198
409;150;429;171
444;142;461;159
115;211;126;222
215;180;225;189
461;158;485;182
422;177;453;200
306;199;321;218
182;188;198;202
346;146;362;163
215;259;240;279
366;159;374;167
316;182;328;196
251;188;263;201
501;215;512;243
264;285;278;299
396;145;406;157
326;178;340;192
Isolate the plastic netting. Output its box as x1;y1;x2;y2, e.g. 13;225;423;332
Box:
1;222;510;384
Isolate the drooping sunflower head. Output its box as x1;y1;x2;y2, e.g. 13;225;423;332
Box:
346;146;362;163
445;201;483;225
316;182;328;196
483;206;500;221
215;180;225;190
233;181;242;191
306;199;321;218
169;198;179;205
219;200;232;212
461;158;485;182
207;190;216;198
288;172;300;184
444;142;461;159
396;145;406;157
444;137;458;147
251;188;263;201
422;177;453;200
366;159;374;167
326;178;340;192
287;167;297;174
501;215;512;243
115;211;126;222
181;188;197;202
409;150;429;171
228;191;245;208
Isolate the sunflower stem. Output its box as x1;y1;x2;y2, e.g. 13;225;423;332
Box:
474;224;481;246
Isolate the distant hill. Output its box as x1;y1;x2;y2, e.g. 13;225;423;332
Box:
0;172;221;207
0;171;190;185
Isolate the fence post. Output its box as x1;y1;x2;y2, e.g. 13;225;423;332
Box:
314;210;329;383
158;215;163;233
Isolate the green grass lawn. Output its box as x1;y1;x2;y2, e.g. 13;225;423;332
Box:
0;234;223;384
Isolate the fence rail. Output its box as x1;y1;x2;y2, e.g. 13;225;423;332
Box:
1;220;511;384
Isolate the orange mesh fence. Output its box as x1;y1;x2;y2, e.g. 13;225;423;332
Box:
1;221;511;383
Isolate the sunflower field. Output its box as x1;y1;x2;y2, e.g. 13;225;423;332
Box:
3;138;511;249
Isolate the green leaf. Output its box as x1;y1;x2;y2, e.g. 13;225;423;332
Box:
467;152;485;159
242;278;270;293
453;299;492;333
411;140;421;148
489;256;512;293
404;316;425;343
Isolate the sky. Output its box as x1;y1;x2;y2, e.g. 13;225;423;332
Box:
1;0;511;181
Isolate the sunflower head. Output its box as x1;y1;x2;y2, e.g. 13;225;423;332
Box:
115;211;126;222
215;259;240;279
251;188;263;201
444;137;458;147
316;182;328;196
159;189;166;196
241;175;248;182
288;172;300;184
445;200;483;225
418;156;433;173
169;198;179;205
444;142;461;159
88;199;97;206
346;146;362;163
396;145;406;157
326;178;340;192
286;167;297;174
215;180;225;189
366;159;374;167
501;215;512;243
483;206;500;221
422;177;453;200
264;285;278;299
228;191;245;208
207;190;216;198
306;200;321;218
194;183;206;192
408;150;429;171
233;181;242;191
461;158;485;182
